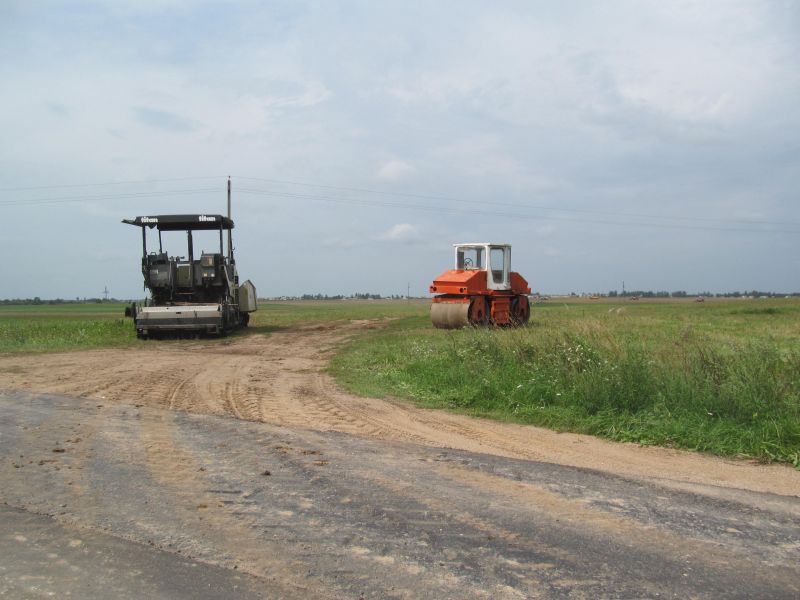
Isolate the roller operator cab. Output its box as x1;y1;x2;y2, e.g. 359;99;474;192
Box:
123;214;257;338
429;243;531;329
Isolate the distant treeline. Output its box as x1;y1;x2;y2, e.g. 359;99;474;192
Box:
3;290;799;306
605;290;800;298
0;297;128;305
0;294;408;305
272;293;409;301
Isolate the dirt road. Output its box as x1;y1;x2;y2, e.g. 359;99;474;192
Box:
1;320;799;598
1;320;798;496
2;390;799;598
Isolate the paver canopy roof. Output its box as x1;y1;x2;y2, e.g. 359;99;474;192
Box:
122;214;234;231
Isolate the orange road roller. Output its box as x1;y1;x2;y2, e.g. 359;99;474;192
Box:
429;243;531;329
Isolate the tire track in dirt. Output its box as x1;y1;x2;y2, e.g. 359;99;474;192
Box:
136;411;334;597
4;391;797;599
0;393;108;531
1;320;799;497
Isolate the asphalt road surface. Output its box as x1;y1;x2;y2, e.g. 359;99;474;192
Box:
1;389;798;599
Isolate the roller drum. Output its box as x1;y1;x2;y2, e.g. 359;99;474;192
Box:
430;302;471;329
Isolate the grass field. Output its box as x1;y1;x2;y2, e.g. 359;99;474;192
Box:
330;298;800;466
250;300;425;331
2;298;798;466
0;303;136;353
0;300;424;352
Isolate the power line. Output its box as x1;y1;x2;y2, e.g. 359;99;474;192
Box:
2;173;797;233
0;175;226;192
235;186;800;235
0;188;219;207
233;174;799;229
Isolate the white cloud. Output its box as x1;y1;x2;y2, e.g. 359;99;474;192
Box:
0;1;797;297
376;160;415;182
536;224;557;237
321;236;361;249
134;107;199;132
374;223;423;244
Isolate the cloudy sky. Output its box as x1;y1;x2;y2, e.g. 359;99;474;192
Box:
1;0;798;299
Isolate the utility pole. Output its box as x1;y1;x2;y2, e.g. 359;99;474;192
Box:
227;176;234;264
622;280;626;296
102;286;109;301
407;282;410;302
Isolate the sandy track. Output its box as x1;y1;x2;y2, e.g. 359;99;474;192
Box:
5;392;797;598
1;319;798;497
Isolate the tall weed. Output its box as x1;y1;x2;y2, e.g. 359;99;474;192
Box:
332;309;800;466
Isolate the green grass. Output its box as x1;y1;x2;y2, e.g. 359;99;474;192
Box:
248;300;426;330
330;298;800;466
0;299;424;353
4;298;799;466
0;303;137;353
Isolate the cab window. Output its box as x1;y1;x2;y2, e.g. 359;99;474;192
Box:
457;247;484;270
490;247;505;284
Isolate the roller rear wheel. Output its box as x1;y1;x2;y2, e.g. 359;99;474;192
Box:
510;295;530;326
468;296;489;326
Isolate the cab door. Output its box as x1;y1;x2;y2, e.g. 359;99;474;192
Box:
487;246;510;291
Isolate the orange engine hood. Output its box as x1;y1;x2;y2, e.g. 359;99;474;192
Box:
430;269;531;295
429;269;488;295
510;272;531;294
